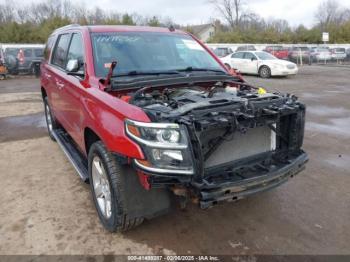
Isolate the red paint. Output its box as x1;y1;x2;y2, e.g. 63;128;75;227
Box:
137;171;150;190
40;25;246;190
264;46;289;60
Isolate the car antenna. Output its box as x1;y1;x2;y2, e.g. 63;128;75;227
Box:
103;61;117;88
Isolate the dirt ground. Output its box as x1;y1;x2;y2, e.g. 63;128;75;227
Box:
0;66;349;256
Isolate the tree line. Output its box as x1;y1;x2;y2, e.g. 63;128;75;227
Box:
0;0;173;43
0;0;349;44
208;0;350;43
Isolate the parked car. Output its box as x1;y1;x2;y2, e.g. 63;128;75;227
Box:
213;47;234;57
288;46;311;64
347;48;350;60
41;24;307;232
3;48;19;75
330;48;347;61
264;45;289;60
236;45;256;52
310;47;332;62
3;47;44;74
221;51;298;78
0;51;7;79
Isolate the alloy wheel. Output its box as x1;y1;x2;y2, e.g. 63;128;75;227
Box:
91;156;112;219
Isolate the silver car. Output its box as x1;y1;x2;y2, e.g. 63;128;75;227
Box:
310;47;332;62
330;48;347;60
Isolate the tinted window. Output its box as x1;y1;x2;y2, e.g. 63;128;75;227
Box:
23;49;32;57
34;49;44;57
243;52;256;60
5;48;19;57
231;52;244;59
52;34;71;68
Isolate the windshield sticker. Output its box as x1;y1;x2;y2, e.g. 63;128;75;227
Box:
95;35;139;43
182;40;203;50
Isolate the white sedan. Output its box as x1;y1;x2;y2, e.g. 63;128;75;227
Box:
220;51;298;78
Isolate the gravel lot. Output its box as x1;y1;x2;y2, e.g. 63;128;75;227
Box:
0;66;349;256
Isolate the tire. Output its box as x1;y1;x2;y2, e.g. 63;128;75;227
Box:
88;141;171;232
259;66;271;78
43;96;58;141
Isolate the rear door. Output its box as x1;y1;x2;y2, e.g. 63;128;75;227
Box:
48;33;71;128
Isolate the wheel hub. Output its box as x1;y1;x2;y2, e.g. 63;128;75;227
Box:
91;156;112;219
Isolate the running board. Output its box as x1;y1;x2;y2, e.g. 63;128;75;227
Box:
52;129;89;182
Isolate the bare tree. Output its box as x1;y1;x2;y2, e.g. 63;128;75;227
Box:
0;0;15;24
209;0;245;29
315;0;349;28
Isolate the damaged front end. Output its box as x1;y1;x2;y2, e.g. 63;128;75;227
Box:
122;77;308;208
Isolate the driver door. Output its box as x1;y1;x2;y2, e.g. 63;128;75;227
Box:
229;52;245;72
241;52;259;74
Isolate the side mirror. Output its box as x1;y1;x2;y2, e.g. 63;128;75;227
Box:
251;57;257;61
66;59;79;72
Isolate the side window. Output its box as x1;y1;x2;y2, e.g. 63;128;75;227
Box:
34;48;44;58
231;52;244;59
66;33;84;71
243;52;256;60
23;49;32;57
44;36;55;60
51;34;71;68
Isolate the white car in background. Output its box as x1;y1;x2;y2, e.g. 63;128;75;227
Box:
221;51;298;78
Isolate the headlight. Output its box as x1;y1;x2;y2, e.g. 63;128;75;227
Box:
272;63;284;69
125;119;194;175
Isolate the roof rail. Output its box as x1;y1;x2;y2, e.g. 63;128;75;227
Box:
53;24;81;33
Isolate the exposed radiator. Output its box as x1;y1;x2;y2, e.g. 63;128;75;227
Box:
204;125;276;168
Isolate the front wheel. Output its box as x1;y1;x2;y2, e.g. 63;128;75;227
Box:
88;141;171;232
89;141;144;232
259;66;271;78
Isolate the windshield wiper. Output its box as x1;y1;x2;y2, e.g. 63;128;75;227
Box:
113;70;183;77
175;67;227;74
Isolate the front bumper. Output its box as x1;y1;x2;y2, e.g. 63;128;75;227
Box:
271;68;298;76
192;152;308;209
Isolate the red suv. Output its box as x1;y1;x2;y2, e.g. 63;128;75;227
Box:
264;46;289;60
41;25;308;232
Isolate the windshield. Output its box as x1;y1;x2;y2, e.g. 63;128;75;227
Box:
255;52;277;60
91;32;225;77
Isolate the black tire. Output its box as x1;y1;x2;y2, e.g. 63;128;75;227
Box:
88;141;171;232
259;65;271;78
43;96;58;141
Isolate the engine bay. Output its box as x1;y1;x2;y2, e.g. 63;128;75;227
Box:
116;80;306;183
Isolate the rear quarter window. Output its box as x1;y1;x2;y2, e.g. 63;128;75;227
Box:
44;36;56;61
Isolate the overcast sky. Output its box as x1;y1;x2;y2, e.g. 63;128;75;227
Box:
2;0;350;27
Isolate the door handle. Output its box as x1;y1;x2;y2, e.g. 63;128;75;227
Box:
56;81;65;89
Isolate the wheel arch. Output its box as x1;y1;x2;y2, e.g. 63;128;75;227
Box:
84;127;101;156
258;63;270;72
41;86;47;98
